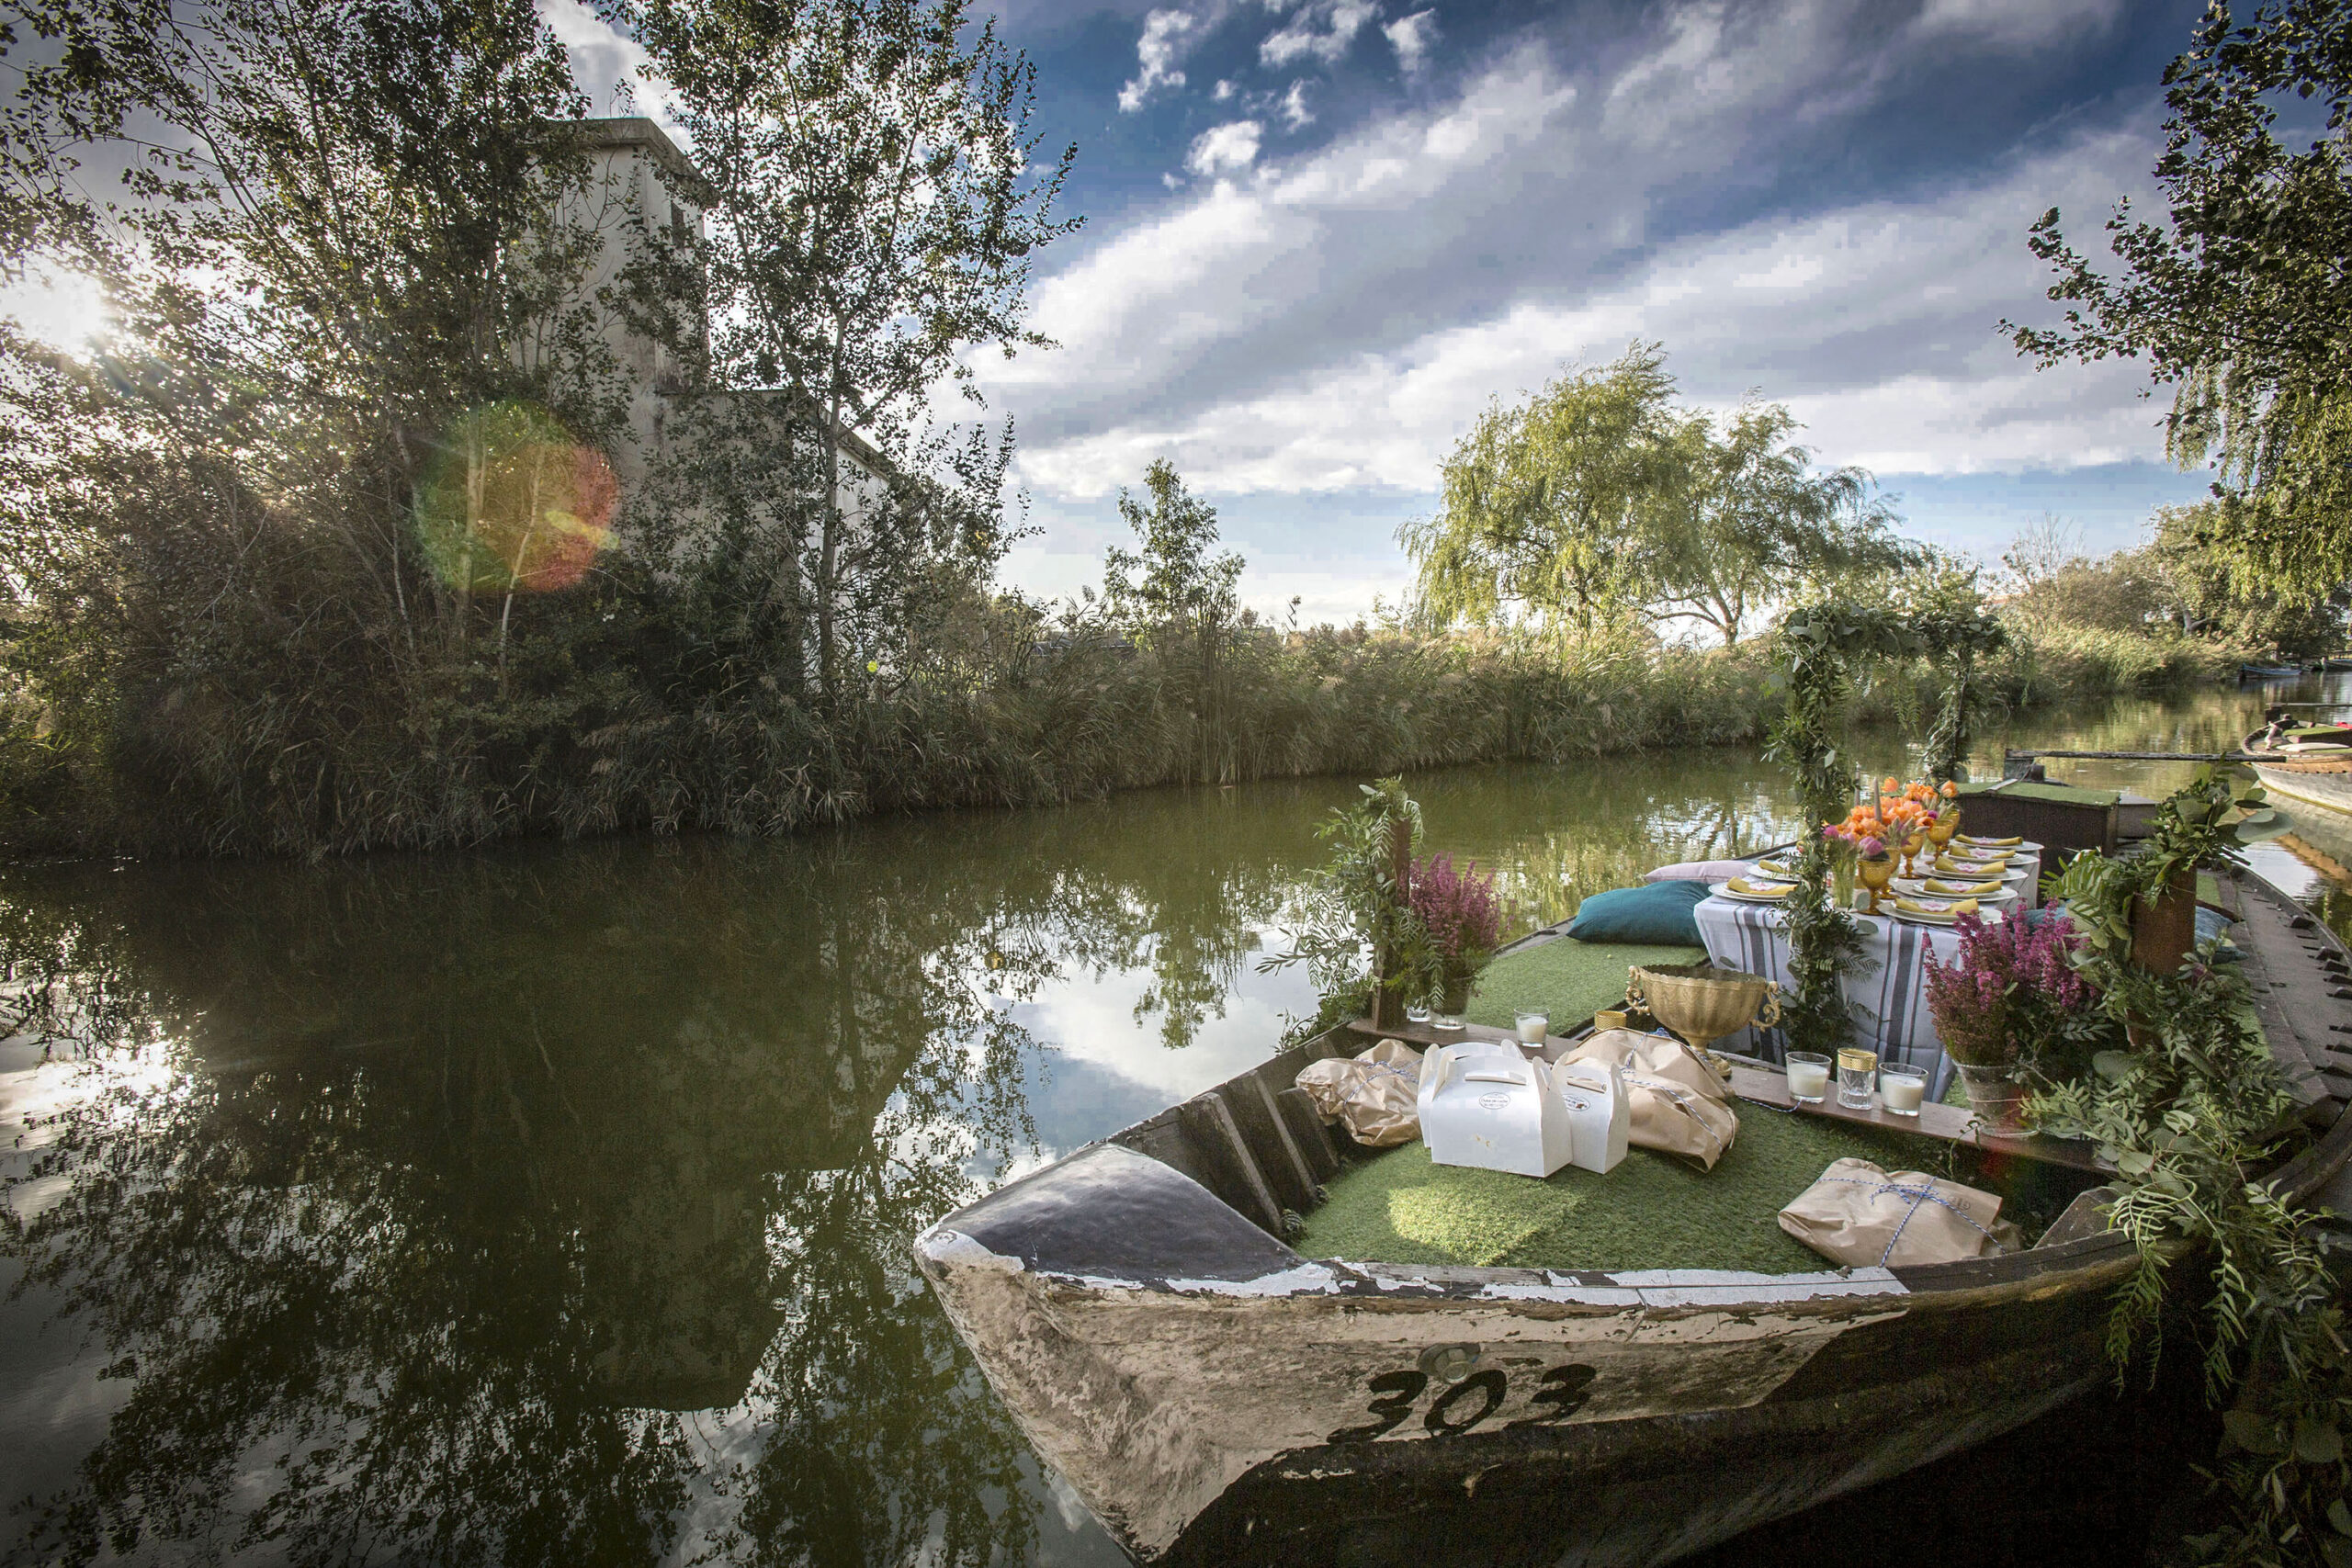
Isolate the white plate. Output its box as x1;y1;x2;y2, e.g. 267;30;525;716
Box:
1891;879;2017;901
1957;836;2027;850
1888;905;2005;928
1709;881;1798;906
1928;862;2028;882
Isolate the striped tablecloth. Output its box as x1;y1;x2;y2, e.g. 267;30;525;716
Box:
1691;843;2044;1097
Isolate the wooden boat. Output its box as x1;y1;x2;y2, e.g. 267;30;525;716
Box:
912;866;2352;1567
2245;722;2352;818
2240;661;2305;680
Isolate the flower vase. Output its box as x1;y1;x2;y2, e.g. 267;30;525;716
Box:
1432;969;1473;1031
1831;856;1857;910
1951;1058;2028;1133
2130;868;2198;979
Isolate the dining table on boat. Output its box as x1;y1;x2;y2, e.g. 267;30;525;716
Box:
1691;841;2046;1099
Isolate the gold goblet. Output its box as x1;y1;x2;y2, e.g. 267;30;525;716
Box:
1927;808;1960;857
1858;853;1894;915
1627;964;1781;1079
1899;827;1927;879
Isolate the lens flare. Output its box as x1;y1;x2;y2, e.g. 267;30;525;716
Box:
413;402;616;594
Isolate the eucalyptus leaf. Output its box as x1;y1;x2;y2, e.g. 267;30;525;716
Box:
2295;1417;2345;1465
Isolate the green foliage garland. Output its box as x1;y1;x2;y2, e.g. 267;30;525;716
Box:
1913;609;2008;785
1766;604;1917;1053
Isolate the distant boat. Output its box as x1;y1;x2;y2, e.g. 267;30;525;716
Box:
2323;656;2352;672
2241;662;2304;680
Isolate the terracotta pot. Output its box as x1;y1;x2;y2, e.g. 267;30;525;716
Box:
2130;869;2198;978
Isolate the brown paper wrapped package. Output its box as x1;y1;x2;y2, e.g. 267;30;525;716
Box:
1778;1156;2019;1268
1556;1029;1739;1170
1295;1039;1424;1147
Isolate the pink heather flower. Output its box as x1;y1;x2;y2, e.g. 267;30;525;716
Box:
1408;853;1505;961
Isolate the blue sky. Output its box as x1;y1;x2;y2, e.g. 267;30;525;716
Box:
7;0;2222;627
947;0;2218;624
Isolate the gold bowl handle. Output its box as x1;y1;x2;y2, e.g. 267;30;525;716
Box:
1753;983;1781;1031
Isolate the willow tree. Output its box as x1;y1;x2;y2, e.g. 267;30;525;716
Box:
2005;0;2352;592
1403;346;1908;644
627;0;1081;706
1650;401;1917;647
1401;344;1687;635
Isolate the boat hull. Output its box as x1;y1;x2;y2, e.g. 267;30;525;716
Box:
916;867;2352;1566
2253;760;2352;818
913;1144;2128;1566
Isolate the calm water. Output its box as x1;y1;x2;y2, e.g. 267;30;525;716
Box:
3;675;2346;1566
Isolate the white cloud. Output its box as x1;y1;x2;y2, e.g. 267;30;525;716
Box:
1008;129;2166;501
1119;8;1198;113
1214;78;1238;101
980;0;2178;512
1184;119;1264;176
1260;0;1379;67
1280;79;1315;129
537;0;682;129
1384;8;1439;73
1910;0;2124;48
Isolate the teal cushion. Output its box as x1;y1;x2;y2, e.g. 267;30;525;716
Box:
1566;880;1710;946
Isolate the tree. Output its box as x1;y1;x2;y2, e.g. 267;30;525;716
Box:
1403;345;1906;643
1102;458;1243;638
0;0;635;852
625;0;1080;706
1102;457;1244;783
2145;502;2349;654
1401;344;1689;635
2004;0;2352;592
1649;400;1915;647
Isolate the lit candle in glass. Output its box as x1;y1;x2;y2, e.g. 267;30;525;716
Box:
1785;1052;1830;1103
1515;1010;1550;1044
1880;1063;1926;1116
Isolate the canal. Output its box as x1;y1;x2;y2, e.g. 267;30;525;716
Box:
2;673;2346;1565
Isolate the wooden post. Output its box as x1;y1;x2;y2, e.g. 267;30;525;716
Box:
1369;814;1413;1031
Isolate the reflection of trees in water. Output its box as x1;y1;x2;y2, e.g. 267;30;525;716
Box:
0;762;1905;1563
0;834;1069;1565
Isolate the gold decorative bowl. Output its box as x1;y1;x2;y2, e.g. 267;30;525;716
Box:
1627;964;1781;1055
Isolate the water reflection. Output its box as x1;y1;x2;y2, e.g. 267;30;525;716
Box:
0;682;2344;1564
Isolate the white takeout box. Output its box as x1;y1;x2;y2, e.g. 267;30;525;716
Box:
1555;1057;1630;1175
1418;1042;1573;1179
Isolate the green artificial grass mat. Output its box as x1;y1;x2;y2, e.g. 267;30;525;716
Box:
1464;936;1705;1032
1298;1108;1951;1274
1958;780;2120;808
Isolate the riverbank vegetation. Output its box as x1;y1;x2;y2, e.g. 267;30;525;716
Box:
0;0;2326;863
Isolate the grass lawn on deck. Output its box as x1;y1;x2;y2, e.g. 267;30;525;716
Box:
1464;934;1705;1032
1296;1108;1949;1274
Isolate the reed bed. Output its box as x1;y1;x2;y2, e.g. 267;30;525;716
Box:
0;614;2244;860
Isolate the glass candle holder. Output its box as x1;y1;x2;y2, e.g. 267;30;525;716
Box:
1594;1010;1628;1033
1837;1047;1878;1111
1432;1011;1465;1032
1405;1002;1432;1025
1515;1010;1550;1044
1879;1062;1927;1116
1785;1051;1831;1103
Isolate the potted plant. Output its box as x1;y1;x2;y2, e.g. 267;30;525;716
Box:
2042;768;2278;980
1404;852;1505;1022
1924;910;2110;1129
